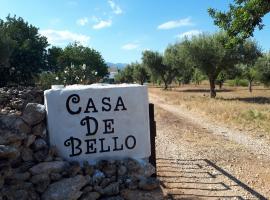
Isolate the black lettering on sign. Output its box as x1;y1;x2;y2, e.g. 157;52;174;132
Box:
85;139;97;154
112;136;123;151
114;96;127;111
80;116;98;136
84;98;98;113
102;97;111;111
125;135;136;149
99;138;110;153
103;119;114;134
64;136;82;157
66;94;81;115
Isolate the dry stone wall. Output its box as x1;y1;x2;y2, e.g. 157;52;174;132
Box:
0;87;159;200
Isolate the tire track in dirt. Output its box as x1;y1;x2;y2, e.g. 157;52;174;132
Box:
149;93;270;199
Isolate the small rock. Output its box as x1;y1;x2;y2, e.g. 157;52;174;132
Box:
100;178;111;188
31;173;50;193
82;185;93;193
34;149;49;162
29;161;69;175
67;161;81;177
24;135;36;147
0;145;20;159
22;103;46;126
32;123;47;137
33;138;48;151
42;175;88;200
50;173;62;182
83;161;95;176
117;165;127;176
101;182;119;196
12;172;31;181
92;170;105;185
21;147;34;162
79;191;100;200
138;177;159;191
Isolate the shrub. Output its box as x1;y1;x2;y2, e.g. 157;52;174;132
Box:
227;79;249;87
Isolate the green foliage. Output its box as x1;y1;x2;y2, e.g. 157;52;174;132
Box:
0;28;16;86
255;53;270;86
227;78;249;87
142;43;188;89
57;42;108;83
0;15;49;86
192;68;205;85
47;46;63;72
132;63;149;85
37;72;62;89
242;109;266;121
209;0;270;44
182;32;240;97
114;65;134;83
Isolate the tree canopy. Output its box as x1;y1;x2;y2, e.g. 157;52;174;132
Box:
0;15;48;86
208;0;270;44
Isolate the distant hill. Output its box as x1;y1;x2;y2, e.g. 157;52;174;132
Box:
106;62;127;69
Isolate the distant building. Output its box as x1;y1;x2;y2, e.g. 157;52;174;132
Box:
104;67;119;83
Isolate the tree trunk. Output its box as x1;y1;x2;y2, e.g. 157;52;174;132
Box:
249;80;252;93
209;78;216;98
219;82;223;89
164;82;168;90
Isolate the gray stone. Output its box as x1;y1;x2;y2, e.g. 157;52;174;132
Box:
29;161;69;175
30;173;50;184
79;191;100;200
33;138;48;151
32;123;47;137
117;165;127;176
120;189;163;200
82;185;93;193
0;117;29;145
22;103;46;126
50;173;62;182
83;161;95;176
24;135;36;147
100;196;124;200
12;172;31;181
0;145;20;159
42;175;88;200
92;170;105;185
138;177;159;191
21;147;34;162
101;182;119;196
100;178;111;188
34;149;49;162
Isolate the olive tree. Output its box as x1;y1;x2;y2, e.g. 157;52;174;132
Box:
142;50;177;90
183;32;240;98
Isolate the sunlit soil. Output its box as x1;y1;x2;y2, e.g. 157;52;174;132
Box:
148;83;270;138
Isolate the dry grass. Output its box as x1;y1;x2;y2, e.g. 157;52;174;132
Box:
149;83;270;137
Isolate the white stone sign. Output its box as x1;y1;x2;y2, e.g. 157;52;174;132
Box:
44;84;151;163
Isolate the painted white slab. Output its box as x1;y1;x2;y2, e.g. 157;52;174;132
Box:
44;84;150;163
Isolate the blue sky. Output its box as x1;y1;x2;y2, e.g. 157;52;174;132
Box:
1;0;270;63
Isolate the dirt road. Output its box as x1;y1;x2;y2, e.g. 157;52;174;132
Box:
149;92;270;199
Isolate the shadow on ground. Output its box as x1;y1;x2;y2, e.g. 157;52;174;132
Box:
217;96;270;104
157;158;267;200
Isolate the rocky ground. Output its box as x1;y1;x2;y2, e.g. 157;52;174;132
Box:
150;92;270;199
0;87;161;200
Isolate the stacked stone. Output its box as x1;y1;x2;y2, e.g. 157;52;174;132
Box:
0;87;43;116
0;102;159;200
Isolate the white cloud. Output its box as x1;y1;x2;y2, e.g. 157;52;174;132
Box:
122;43;139;50
76;17;88;26
108;0;122;15
157;17;193;30
93;19;112;29
177;30;202;39
39;29;90;46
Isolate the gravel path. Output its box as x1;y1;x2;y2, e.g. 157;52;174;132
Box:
149;93;270;199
